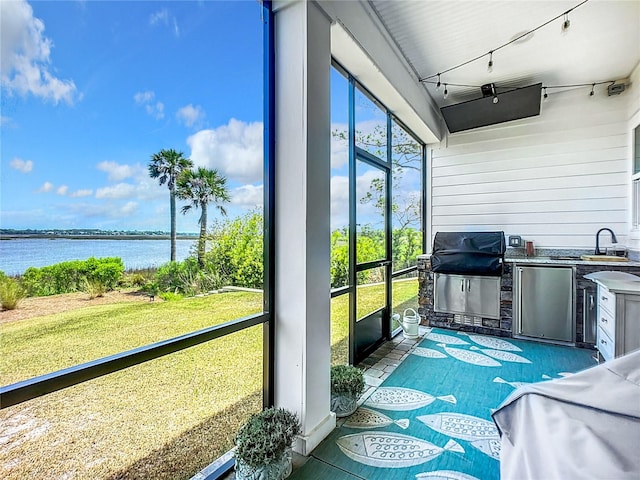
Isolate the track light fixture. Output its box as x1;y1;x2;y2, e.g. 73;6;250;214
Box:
491;83;499;104
562;12;571;32
543;87;548;101
487;51;494;73
443;84;449;99
436;74;441;89
589;83;595;97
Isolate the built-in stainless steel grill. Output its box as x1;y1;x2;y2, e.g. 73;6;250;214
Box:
431;232;506;320
430;231;506;276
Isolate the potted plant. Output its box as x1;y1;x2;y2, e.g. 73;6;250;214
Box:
235;407;301;480
330;365;365;418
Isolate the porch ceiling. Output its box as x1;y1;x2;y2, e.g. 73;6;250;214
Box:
369;0;640;107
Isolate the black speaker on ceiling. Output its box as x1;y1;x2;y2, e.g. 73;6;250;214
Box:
441;83;542;133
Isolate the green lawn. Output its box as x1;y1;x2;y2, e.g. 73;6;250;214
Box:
0;279;417;479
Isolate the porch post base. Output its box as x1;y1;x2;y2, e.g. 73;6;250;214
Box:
293;411;336;456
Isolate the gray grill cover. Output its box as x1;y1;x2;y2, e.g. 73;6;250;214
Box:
431;231;505;276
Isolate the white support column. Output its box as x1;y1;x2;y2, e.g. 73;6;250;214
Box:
273;0;335;455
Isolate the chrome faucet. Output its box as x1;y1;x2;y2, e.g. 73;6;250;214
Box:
595;228;618;255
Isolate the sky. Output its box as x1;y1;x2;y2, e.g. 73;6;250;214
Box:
1;0;265;233
0;0;420;234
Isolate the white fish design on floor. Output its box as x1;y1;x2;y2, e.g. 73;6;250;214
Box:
336;431;464;468
417;413;499;441
493;377;529;389
344;407;410;430
426;332;470;345
437;344;501;367
457;332;522;352
412;347;448;359
416;470;481;480
470;438;501;460
365;387;457;411
469;347;531;364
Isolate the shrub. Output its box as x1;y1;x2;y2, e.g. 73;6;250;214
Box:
159;292;182;302
22;257;124;296
91;261;124;290
142;281;160;297
235;408;301;469
205;211;263;289
154;258;222;296
84;278;107;299
0;277;27;310
129;273;148;287
330;365;365;397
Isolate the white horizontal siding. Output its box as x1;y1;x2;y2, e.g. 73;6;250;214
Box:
430;88;630;250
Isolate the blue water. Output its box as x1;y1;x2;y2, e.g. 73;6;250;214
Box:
0;238;196;275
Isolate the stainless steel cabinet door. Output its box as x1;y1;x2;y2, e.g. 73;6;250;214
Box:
516;266;574;343
466;276;501;319
434;273;501;319
434;273;466;315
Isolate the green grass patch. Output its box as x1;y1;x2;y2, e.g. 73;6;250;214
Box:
0;292;262;384
0;278;418;479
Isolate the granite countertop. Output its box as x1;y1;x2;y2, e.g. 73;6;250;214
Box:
504;257;640;267
587;278;640;295
417;253;640;267
583;271;640;295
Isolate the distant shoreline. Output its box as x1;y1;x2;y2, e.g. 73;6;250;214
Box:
0;234;197;241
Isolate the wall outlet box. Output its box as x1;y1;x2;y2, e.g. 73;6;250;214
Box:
608;83;625;96
509;235;522;247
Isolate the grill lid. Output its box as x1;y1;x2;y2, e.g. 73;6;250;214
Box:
431;231;505;276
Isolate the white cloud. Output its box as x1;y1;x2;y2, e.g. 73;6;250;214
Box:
10;157;33;173
231;184;263;208
146;101;164;120
330;170;385;230
133;90;164;119
149;8;169;26
136;176;167;201
330;175;349;229
63;201;139;219
95;183;137;199
38;181;53;192
96;161;145;182
69;189;93;198
149;8;179;37
331;123;348;169
177;104;205;128
134;90;154;105
56;185;68;196
0;0;77;104
188;118;263;184
120;201;138;215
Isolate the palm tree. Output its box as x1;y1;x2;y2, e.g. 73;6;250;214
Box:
176;166;231;267
148;149;194;261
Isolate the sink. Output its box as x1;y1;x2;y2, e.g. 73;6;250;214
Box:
580;255;629;262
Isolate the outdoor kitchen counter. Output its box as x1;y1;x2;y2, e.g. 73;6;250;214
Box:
504;257;640;267
417;254;640;267
417;254;640;345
